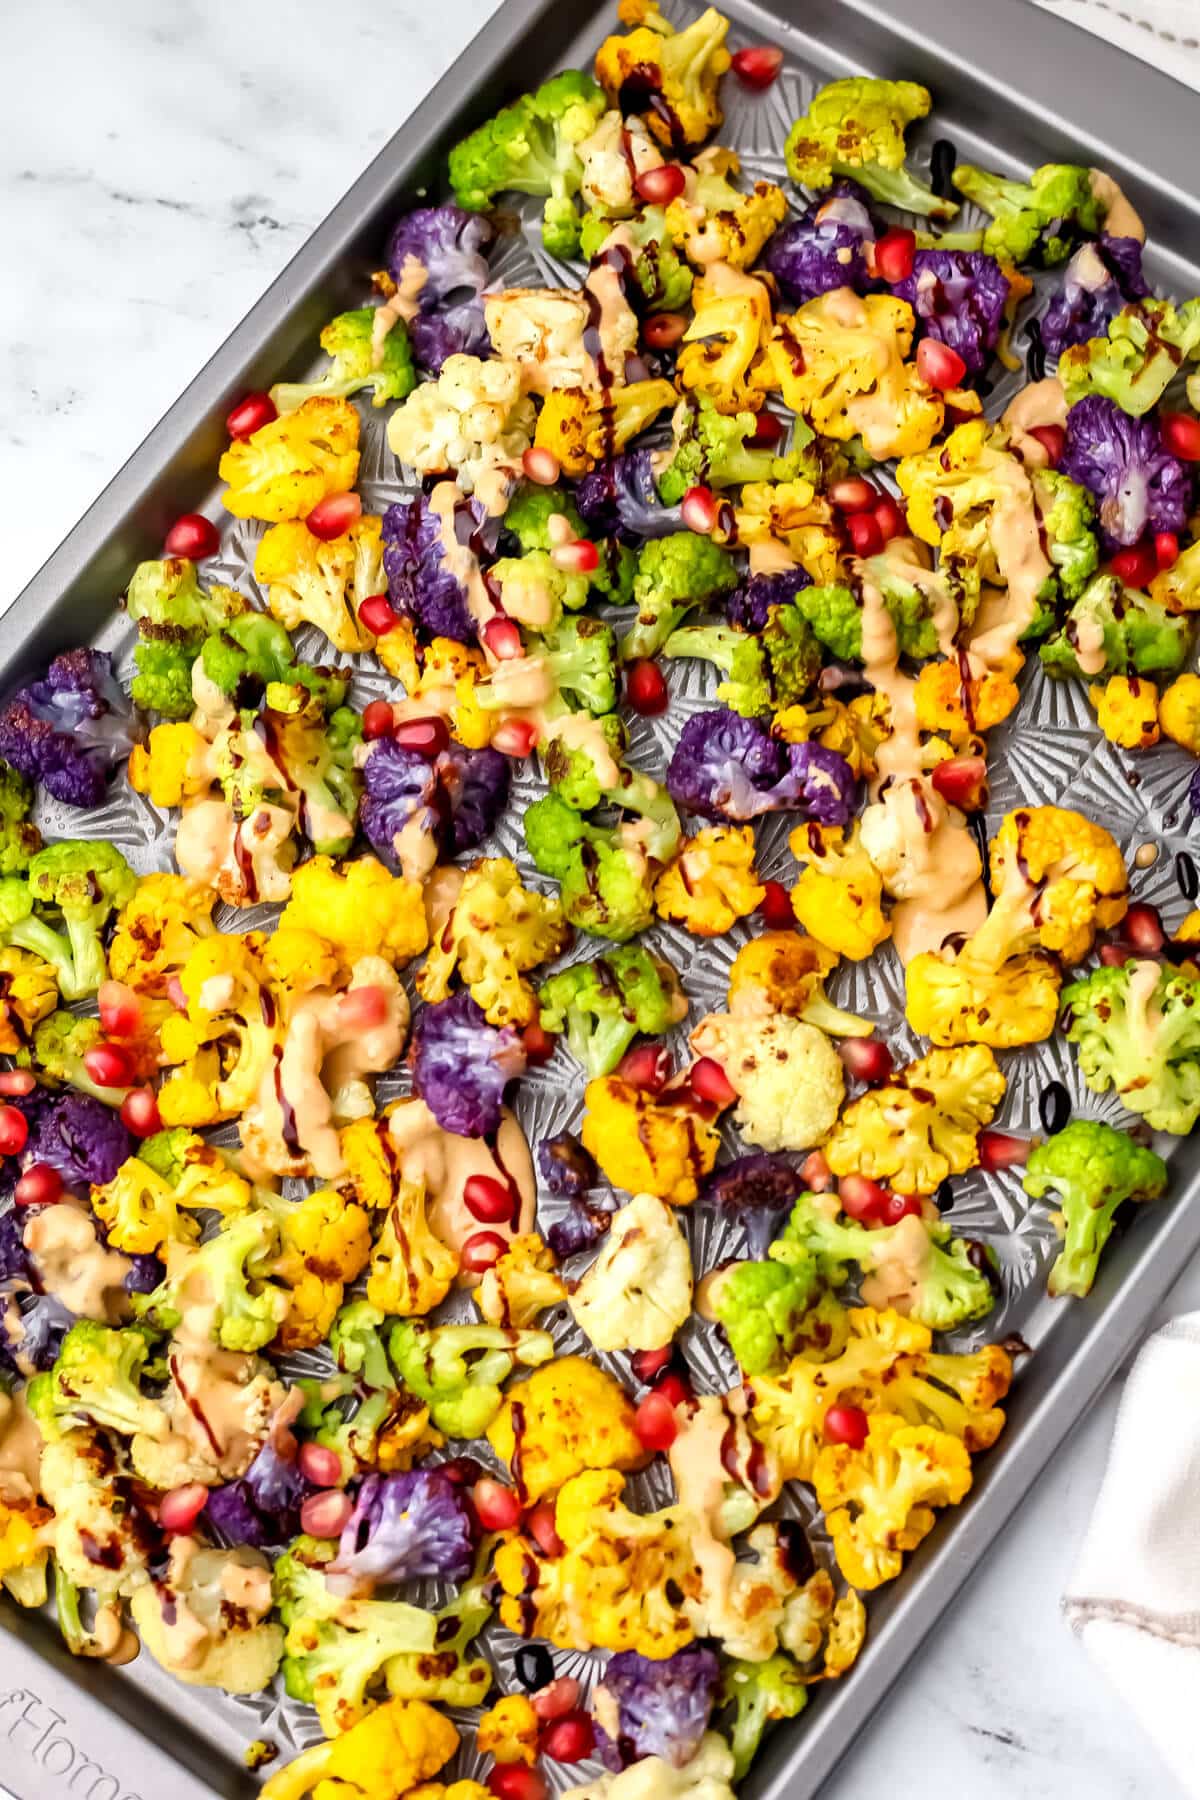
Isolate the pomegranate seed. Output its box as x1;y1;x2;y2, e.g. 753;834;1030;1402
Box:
532;1676;581;1721
522;446;561;485
392;716;451;758
300;1489;354;1538
541;1713;595;1764
616;1043;672;1092
359;593;400;636
1155;531;1180;572
473;1477;523;1531
167;976;188;1011
1110;542;1157;588
872;226;917;285
930;754;989;813
1028;424;1066;466
98;980;142;1038
801;1149;834;1193
625;659;669;715
829;477;877;514
526;1501;565;1559
306;492;362;541
552;538;599;573
1122;902;1166;954
14;1162;62;1208
0;1106;29;1159
747;410;784;446
837;1173;890;1222
439;1456;482;1487
298;1443;343;1487
846;511;884;557
643;312;689;350
631;1344;674;1383
82;1044;133;1090
339;984;390;1032
159;1482;210;1534
489;1769;547;1800
484;617;524;661
681;486;719;535
0;1071;35;1098
757;881;796;929
823;1404;869;1449
225;391;277;440
916;337;968;390
838;1037;894;1085
461;1230;508;1275
880;1192;923;1224
634;1390;679;1451
464;1174;516;1225
362;700;395;741
491;720;540;758
873;496;907;545
978;1129;1031;1172
634;164;687;205
120;1088;162;1138
522;1021;557;1064
652;1371;691;1409
689;1056;737;1108
1099;941;1135;966
1161;411;1200;461
730;43;784;88
164;513;220;559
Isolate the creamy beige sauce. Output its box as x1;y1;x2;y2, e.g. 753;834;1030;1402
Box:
385;1098;536;1271
496;570;558;630
395;810;441;883
428;481;498;632
1089;168;1146;243
1125;957;1163;1058
175;799;296;907
791;287;939;459
860;1211;933;1313
0;1390;43;1503
1002;377;1068;467
748;536;798;576
372;255;427;367
547;511;575;549
424;865;465;937
1073;612;1109;677
668;1394;779;1617
166;1344;279;1477
545;711;623;787
584;248;639;382
24;1204;132;1322
967;476;1054;676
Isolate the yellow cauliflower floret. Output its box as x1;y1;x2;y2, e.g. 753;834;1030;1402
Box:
128;722;212;809
0;1496;52;1605
813;1412;973;1591
218;395;360;523
914;653;1023;744
677;264;774;415
665;149;788;271
280;855;429;971
789;823;891;962
594;1;731;148
767;291;943;459
654;824;764;936
273;1188;372;1351
475;1234;567;1329
405;1788;491;1800
254;514;383;654
0;948;58;1055
896;417;1029;550
1090;674;1161;749
534;379;677;477
1150;537;1200;613
375;633;494;748
261;927;341;1007
366;1177;459;1317
905;947;1062;1048
177;931;265;1019
108;873;218;999
488;1356;648;1503
825;1044;1005;1194
963;804;1128;971
731;482;844;586
1159;671;1200;752
580;1075;721;1204
727;932;870;1037
91;1155;199;1255
815;692;890;779
259;1698;458;1800
688;1012;845;1153
416;858;568;1028
476;1696;539;1768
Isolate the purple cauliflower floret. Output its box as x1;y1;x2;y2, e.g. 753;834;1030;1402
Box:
386;205;494;372
536;1131;598;1199
546;1197;616;1259
594;1646;721;1771
0;1211;31;1287
411;992;526;1138
361;738;510;877
329;1469;476;1591
0;1295;72;1375
1042;234;1150;357
124;1253;164;1295
205;1442;313;1549
727;570;812;633
1189;762;1200;817
667;710;856;825
760;181;880;305
0;649;138;808
893;249;1010;376
576;451;683;544
23;1092;132;1189
1060;396;1192;549
381;494;501;643
701;1153;805;1256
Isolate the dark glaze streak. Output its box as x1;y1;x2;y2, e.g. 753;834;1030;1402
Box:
169;1351;224;1459
272;1047;301;1154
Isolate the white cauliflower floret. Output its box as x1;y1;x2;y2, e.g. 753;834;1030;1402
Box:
386;353;535;503
562;1734;738;1800
41;1431;153;1602
130;1351;282;1489
858;777;980;907
578;109;665;214
684;1521;799;1662
688;1013;845;1151
485;287;637;395
569;1192;693;1352
130;1537;283;1694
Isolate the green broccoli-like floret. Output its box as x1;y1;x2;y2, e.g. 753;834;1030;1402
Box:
1059;297;1200;415
1023;1117;1169;1298
712;1253;826;1376
524;792;658;942
1062;961;1200;1135
384;1578;493;1709
544;719;680;863
28;1321;166;1443
665;606;821;719
622;531;738;662
449;70;606;258
126;560;250;720
131;640;197;720
328;1299;394;1392
138;1126;196;1183
784;77;955;220
796;572;954;665
721;1652;809;1782
271;307;417;414
24;842;136;1001
580;205;694;311
533;615;619;717
0;761;41;876
656;396;808;507
951;162;1102;266
199;612;299;703
794;584;866;664
216;697;360;855
1035;469;1099;605
26;1011;119;1106
502;485;633;604
133;1212;287;1352
388;1321;554;1439
538;942;685;1076
488;550;590;637
1039;574;1191;680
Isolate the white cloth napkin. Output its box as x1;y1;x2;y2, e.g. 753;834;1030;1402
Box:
1032;0;1200;83
1064;1313;1200;1797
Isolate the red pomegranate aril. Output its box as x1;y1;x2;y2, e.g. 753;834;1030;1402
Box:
300;1489;354;1538
1110;543;1157;587
14;1163;62;1208
484;617;524;661
617;1042;672;1092
488;1769;547;1800
0;1070;35;1098
464;1174;515;1225
747;410;784;446
880;1192;923;1224
872;226;916;285
758;880;796;930
167;976;188;1012
823;1403;869;1449
120;1087;162;1139
977;1129;1031;1172
552;538;599;574
82;1044;133;1090
930;754;989;814
634;1390;679;1452
873;496;907;545
473;1477;523;1532
392;715;451;758
0;1106;29;1158
801;1149;834;1193
298;1442;344;1487
532;1676;581;1721
1156;531;1180;572
522;445;561;485
626;659;669;716
838;1036;894;1086
338;984;390;1032
689;1056;737;1108
635;163;687;205
164;513;220;560
159;1482;210;1534
522;1020;557;1065
492;720;540;758
829;476;876;514
730;43;784;88
916;337;968;391
1123;901;1166;954
225;391;277;440
837;1173;890;1222
681;485;719;535
461;1230;508;1275
306;491;362;541
362;699;395;741
643;311;690;350
1099;941;1135;966
846;511;884;558
526;1501;565;1559
631;1344;674;1383
541;1713;596;1764
98;979;142;1038
1161;411;1200;461
1028;424;1066;466
652;1371;691;1409
358;593;400;637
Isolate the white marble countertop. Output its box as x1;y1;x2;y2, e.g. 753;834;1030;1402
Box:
4;1;1199;1795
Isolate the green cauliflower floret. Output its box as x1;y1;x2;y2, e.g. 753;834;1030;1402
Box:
502;484;635;605
139;1126;197;1183
0;761;41;875
534;615;619;716
1062;961;1200;1135
449;70;606;257
271;306;417;413
488;549;590;635
623;530;739;662
328;1298;394;1391
951;161;1102;265
1039;573;1191;679
126;559;251;720
721;1652;809;1782
664;606;821;718
216;696;361;856
579;205;694;311
133;1211;288;1351
388;1321;554;1439
1060;297;1200;415
655;396;809;507
199;611;299;703
11;842;137;1000
1035;468;1100;608
26;1011;119;1106
384;1578;493;1709
712;1252;829;1377
796;567;964;665
538;942;686;1076
1023;1118;1168;1298
784;78;955;220
543;715;680;862
524;792;657;942
27;1321;166;1443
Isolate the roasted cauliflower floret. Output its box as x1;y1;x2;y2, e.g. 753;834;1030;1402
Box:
487;1356;647;1502
689;1012;845;1153
905;946;1062;1048
654;824;765;936
416;857;569;1028
581;1074;722;1204
813;1412;973;1590
569;1192;693;1352
962;804;1128;972
825;1044;1005;1194
788;823;891;962
218;395;360;522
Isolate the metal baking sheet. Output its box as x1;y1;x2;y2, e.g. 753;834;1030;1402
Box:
5;0;1200;1795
